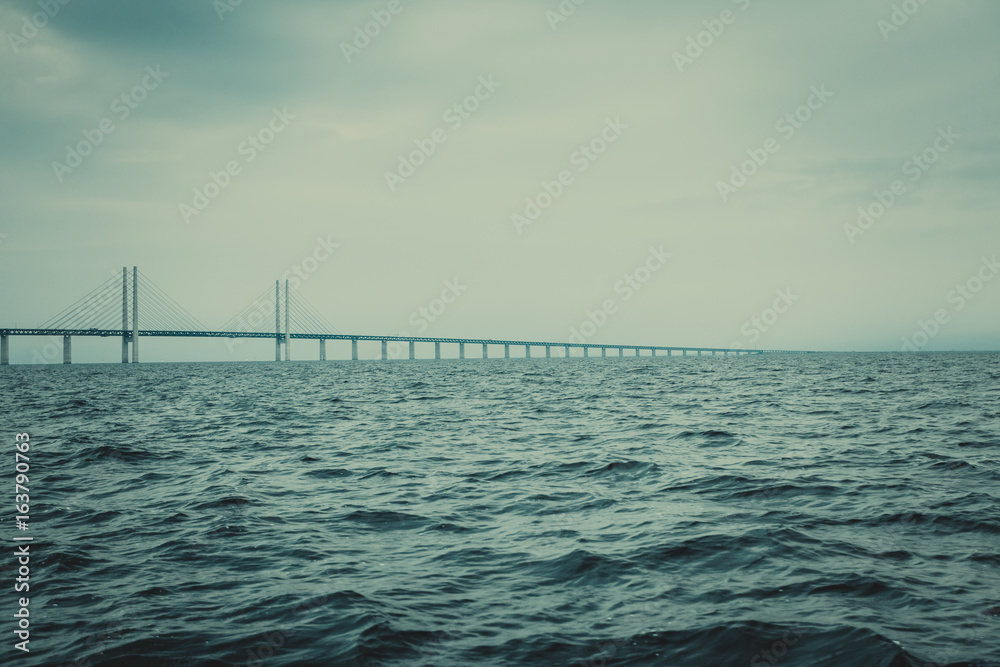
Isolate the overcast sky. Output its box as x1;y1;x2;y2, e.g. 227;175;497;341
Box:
1;0;998;362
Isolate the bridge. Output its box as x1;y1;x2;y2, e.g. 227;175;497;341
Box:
0;267;814;365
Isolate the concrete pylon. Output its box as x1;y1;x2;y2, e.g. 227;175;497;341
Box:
409;341;415;360
131;267;139;363
1;334;8;365
284;280;290;361
275;281;281;361
121;267;129;363
459;342;465;359
564;345;570;358
63;335;71;364
482;343;488;359
435;342;441;359
525;345;531;358
381;340;387;360
504;344;510;359
319;339;326;361
351;338;358;360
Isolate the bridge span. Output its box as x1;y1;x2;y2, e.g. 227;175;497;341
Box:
0;267;813;365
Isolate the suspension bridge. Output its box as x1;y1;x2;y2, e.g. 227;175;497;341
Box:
0;267;814;365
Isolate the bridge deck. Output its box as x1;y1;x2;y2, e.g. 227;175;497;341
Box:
0;329;812;355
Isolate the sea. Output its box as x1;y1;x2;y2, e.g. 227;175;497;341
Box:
2;353;999;666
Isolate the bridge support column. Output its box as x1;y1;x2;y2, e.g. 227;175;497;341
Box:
504;344;510;359
459;342;465;359
601;347;606;357
381;340;388;360
619;348;623;357
525;345;531;358
1;334;7;365
564;345;570;358
652;349;656;357
284;280;290;361
275;280;281;361
409;341;415;360
635;348;640;357
131;267;139;363
545;346;551;358
63;335;71;364
121;266;129;363
584;347;589;357
435;342;441;360
319;339;326;361
482;343;488;359
352;339;358;361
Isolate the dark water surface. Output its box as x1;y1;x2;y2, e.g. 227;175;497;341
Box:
3;353;999;666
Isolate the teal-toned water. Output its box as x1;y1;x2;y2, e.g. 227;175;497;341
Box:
3;353;999;666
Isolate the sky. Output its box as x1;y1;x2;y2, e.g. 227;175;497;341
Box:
1;0;998;363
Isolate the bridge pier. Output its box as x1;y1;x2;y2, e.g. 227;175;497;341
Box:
381;340;388;360
525;345;531;358
504;344;510;359
482;343;488;359
546;346;551;358
352;339;358;360
121;267;129;364
564;345;570;358
63;335;71;364
460;342;465;359
619;348;623;357
435;342;441;360
319;339;326;361
284;280;291;361
409;341;415;360
584;347;589;358
131;267;139;363
601;347;606;357
275;281;281;361
1;334;7;366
